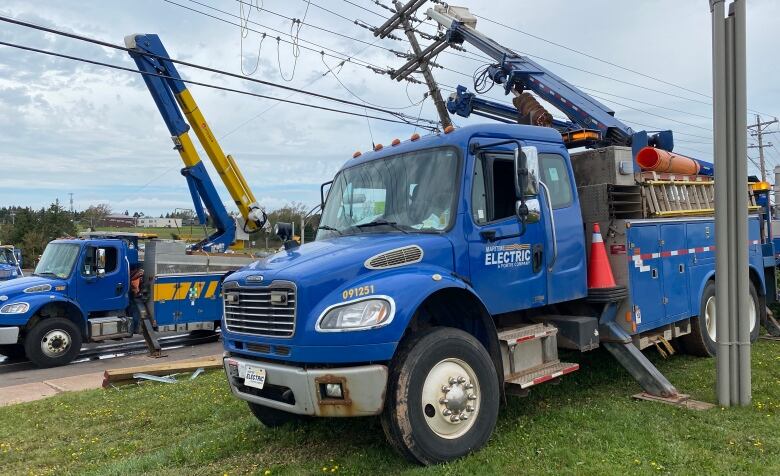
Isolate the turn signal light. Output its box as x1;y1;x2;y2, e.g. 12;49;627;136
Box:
751;181;771;191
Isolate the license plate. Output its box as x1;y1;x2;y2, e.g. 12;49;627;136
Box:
243;365;267;390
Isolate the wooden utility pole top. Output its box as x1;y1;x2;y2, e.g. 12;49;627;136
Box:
393;1;452;129
747;114;778;182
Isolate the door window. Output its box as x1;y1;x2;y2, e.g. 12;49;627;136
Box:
83;246;119;276
539;154;573;208
471;154;516;224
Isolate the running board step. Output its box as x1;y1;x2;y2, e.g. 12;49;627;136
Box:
498;323;561;380
497;322;557;344
505;361;580;389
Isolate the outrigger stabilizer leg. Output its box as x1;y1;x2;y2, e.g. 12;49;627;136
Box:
598;302;679;398
133;297;162;357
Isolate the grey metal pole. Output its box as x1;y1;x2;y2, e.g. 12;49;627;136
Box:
775;165;780;215
711;0;730;407
725;12;739;404
733;0;751;406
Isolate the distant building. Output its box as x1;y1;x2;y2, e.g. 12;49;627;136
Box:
136;217;182;228
100;214;137;228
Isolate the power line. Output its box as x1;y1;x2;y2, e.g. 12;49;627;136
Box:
0;38;434;129
587;92;712;132
0;14;437;128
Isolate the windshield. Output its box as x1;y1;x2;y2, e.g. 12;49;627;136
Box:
34;243;80;279
0;249;13;265
318;147;459;238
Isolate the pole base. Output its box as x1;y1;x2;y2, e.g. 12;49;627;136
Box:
632;392;715;410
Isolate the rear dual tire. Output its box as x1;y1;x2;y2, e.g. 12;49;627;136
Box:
683;280;760;357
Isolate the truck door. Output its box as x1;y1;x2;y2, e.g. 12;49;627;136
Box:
467;150;547;314
538;151;588;303
76;243;129;315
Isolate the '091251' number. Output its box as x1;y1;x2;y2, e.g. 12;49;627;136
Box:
342;285;375;300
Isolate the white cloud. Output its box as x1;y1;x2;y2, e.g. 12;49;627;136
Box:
1;0;778;214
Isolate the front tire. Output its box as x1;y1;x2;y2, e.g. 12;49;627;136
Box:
23;318;82;368
381;327;499;465
682;280;760;357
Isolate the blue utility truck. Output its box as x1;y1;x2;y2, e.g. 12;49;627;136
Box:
0;245;23;281
219;5;777;464
0;232;251;367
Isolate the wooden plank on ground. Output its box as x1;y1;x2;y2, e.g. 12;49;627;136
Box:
102;355;223;387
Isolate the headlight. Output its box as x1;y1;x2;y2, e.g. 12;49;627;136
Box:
24;284;51;293
316;297;395;332
0;302;29;314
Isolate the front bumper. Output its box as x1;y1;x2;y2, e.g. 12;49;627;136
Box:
0;326;20;345
223;355;388;417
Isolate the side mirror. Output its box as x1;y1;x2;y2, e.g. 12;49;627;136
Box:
513;146;540;231
320;180;333;210
96;248;106;277
514;146;539;198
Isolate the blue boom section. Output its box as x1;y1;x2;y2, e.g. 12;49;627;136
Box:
427;6;714;174
125;34;237;252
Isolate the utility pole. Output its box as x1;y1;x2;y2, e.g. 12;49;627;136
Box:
373;0;452;129
69;192;74;217
747;114;778;182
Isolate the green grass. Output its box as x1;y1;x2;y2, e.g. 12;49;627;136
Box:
1;342;779;475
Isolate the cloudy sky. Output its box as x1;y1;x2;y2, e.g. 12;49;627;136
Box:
0;0;778;216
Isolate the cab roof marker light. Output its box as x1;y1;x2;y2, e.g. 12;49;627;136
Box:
374;143;384;151
443;125;455;134
410;133;421;141
391;138;401;146
353;151;362;158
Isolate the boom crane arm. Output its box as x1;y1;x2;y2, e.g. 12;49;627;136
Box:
125;34;266;252
424;5;678;155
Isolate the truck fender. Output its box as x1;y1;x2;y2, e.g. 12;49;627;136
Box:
24;296;88;338
404;278;504;402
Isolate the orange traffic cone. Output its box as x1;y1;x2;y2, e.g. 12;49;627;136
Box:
588;223;617;289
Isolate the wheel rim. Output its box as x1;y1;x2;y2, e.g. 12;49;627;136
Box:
420;357;480;439
704;296;717;341
40;329;71;358
704;292;757;342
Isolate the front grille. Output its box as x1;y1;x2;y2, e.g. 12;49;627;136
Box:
223;282;296;338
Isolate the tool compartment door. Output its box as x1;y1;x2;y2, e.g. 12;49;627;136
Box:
628;224;663;331
152;273;223;326
660;223;690;320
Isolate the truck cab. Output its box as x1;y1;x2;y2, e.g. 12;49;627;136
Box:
0;245;23;281
0;238;131;365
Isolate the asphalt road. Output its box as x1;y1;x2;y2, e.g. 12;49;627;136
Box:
0;336;223;388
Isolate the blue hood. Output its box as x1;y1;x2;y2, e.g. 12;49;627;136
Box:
0;275;66;298
231;233;455;287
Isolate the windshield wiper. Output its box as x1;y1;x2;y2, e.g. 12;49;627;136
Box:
356;220;409;234
317;225;343;235
33;271;59;278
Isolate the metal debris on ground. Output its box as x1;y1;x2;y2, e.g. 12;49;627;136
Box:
133;373;177;384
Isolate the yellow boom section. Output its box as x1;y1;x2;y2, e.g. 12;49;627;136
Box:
174;88;262;232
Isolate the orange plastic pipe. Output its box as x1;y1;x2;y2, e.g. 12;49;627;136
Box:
636;147;700;175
